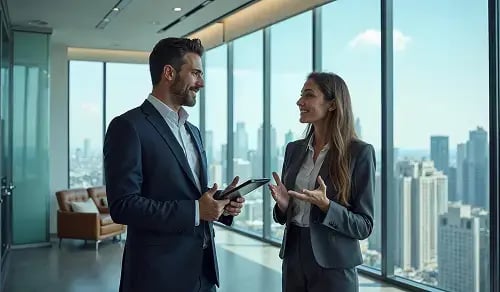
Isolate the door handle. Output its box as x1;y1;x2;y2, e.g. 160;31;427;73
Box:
1;182;14;197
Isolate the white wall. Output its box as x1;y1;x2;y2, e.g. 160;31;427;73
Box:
49;42;69;234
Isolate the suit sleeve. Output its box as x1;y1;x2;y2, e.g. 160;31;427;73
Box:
273;143;291;225
104;116;195;233
320;144;375;240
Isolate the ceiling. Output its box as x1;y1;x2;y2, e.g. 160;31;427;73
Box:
6;0;257;51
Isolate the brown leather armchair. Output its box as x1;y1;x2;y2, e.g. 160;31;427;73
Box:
56;188;126;250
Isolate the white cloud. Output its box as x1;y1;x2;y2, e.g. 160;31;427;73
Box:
349;29;411;51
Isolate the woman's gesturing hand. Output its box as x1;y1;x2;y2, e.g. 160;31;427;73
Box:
288;175;330;213
268;172;290;213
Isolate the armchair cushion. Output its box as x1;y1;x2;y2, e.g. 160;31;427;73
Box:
70;200;99;213
100;214;114;226
87;186;109;214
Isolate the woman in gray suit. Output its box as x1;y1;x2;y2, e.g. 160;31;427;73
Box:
269;72;375;292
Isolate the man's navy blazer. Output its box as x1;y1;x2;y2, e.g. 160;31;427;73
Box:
104;100;232;292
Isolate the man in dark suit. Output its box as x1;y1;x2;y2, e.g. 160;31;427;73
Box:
104;37;245;292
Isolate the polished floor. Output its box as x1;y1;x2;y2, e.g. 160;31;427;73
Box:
4;227;406;292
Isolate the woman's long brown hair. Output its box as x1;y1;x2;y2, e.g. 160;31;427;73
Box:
305;72;357;206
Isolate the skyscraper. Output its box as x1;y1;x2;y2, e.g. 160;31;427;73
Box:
258;125;278;171
397;159;448;270
464;127;488;209
438;203;481;292
456;143;466;201
235;122;249;159
285;130;294;146
448;166;457;201
83;138;91;158
395;160;419;270
430;136;449;174
205;130;214;167
355;117;362;139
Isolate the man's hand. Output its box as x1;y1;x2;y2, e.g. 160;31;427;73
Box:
223;196;245;216
222;176;245;216
199;183;230;221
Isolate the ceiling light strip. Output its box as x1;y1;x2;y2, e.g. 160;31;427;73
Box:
95;0;133;30
157;0;216;33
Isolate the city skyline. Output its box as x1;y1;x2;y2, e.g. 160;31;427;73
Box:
70;119;491;291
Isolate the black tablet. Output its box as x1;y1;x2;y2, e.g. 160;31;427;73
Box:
214;178;270;200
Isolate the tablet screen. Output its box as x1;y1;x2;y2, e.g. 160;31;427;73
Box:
214;178;270;200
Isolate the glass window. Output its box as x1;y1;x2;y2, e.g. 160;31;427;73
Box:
232;30;264;235
69;61;104;188
322;0;382;269
393;1;489;291
105;62;200;128
205;45;228;187
105;63;150;127
270;11;312;240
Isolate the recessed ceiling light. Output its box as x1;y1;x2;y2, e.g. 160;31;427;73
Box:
112;7;120;12
173;7;182;12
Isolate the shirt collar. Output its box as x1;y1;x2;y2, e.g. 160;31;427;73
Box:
147;94;189;125
307;134;330;152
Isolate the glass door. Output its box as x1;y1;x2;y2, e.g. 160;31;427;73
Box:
0;12;13;287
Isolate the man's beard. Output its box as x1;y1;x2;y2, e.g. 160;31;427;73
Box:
171;78;196;107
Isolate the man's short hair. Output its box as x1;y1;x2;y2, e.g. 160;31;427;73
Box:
149;37;204;86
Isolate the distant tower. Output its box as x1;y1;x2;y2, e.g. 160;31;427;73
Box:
430;136;449;174
83;138;91;158
355;117;362;139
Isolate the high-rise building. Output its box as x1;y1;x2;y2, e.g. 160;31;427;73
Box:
209;164;223;187
438;203;481;292
258;125;278;171
448;166;457;202
205;130;214;167
233;158;252;181
464;127;488;209
355;117;362;139
83;138;91;158
430;136;449;174
472;208;490;292
235;122;249;159
456;143;466;201
221;144;227;185
395;174;413;270
396;159;448;270
285;130;294;144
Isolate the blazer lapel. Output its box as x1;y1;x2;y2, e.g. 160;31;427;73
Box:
185;122;207;192
283;140;308;222
283;140;309;191
316;151;337;200
141;101;199;190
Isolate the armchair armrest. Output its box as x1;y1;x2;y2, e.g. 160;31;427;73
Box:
57;210;100;240
98;206;109;214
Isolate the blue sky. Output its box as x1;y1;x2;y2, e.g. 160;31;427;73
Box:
70;0;490;154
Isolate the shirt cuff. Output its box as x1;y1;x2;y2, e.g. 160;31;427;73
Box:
195;200;200;226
